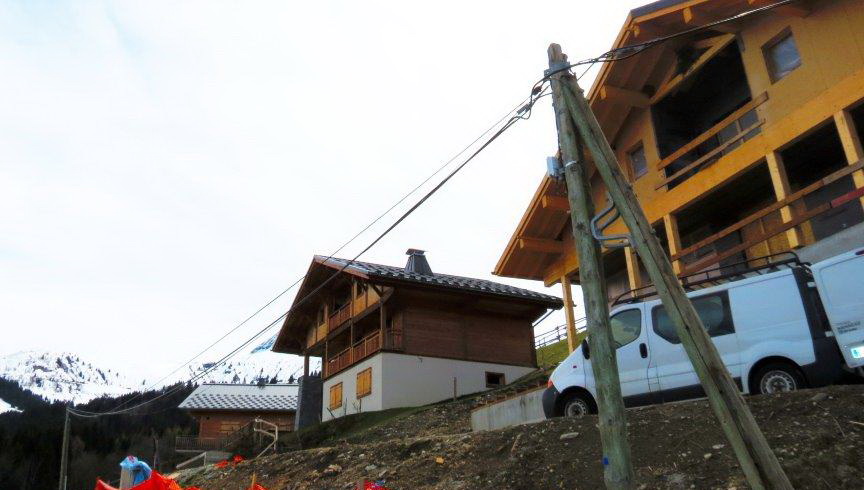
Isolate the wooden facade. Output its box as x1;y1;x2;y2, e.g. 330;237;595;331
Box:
495;0;864;312
273;254;562;381
189;410;295;439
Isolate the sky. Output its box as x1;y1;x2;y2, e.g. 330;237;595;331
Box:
0;0;647;377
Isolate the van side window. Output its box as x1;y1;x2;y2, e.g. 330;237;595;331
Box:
610;309;641;348
652;293;734;344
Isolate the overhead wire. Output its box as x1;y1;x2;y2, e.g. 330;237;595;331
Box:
69;85;551;418
102;90;544;414
68;0;800;419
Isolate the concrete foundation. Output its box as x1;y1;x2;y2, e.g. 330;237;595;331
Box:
470;386;546;432
295;374;322;430
797;221;864;264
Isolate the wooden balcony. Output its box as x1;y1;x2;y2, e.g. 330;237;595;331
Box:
324;330;401;377
672;161;864;275
175;435;226;453
656;93;768;191
328;303;352;331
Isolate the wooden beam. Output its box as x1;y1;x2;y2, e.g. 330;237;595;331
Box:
541;195;570;211
650;33;736;105
656;92;768;171
549;43;636;489
628;21;662;40
766;151;804;249
834;110;864;210
517;237;567;254
560;275;579;353
600;85;650;108
663;214;683;274
748;0;811;17
558;58;793;489
624;248;642;291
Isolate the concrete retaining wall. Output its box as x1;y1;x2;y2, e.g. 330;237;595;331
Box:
470;386;546;432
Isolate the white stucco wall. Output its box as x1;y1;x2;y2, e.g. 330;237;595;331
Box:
321;355;384;422
321;352;535;422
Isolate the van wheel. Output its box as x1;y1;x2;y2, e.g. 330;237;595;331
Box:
753;363;804;395
561;392;596;417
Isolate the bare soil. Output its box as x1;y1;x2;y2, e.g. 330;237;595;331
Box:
176;384;864;489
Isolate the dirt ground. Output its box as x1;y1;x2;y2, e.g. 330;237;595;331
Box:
176;384;864;489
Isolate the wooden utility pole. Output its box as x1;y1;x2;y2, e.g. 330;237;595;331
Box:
548;44;635;490
58;408;70;490
550;43;792;489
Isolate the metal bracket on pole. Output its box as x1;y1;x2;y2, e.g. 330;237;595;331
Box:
544;60;571;78
590;193;631;249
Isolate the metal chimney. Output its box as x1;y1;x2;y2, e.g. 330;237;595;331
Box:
405;249;433;275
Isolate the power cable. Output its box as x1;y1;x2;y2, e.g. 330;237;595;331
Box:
103;91;542;413
68;86;550;419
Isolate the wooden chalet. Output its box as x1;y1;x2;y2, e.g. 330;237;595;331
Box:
273;249;562;421
176;383;297;452
495;0;864;340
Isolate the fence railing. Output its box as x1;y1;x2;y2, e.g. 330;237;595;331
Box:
324;330;387;377
174;436;226;453
656;93;768;190
534;319;587;348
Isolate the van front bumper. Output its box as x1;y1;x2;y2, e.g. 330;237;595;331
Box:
541;385;560;419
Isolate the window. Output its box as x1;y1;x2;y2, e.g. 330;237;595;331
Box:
355;281;367;298
356;368;372;398
628;144;648;180
328;382;343;410
652;292;734;344
485;372;505;388
610;309;642;348
763;29;801;82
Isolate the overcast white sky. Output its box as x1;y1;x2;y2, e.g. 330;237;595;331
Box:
0;0;647;377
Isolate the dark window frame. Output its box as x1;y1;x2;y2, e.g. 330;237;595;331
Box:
762;27;802;83
485;371;506;388
651;291;735;344
628;142;648;180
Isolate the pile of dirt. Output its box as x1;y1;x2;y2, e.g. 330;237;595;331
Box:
176;384;864;489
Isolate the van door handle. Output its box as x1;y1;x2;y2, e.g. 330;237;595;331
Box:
639;343;648;359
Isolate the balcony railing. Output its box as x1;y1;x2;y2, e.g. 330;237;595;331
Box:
328;303;352;331
174;436;226;453
672;160;864;275
324;330;397;377
656;93;768;190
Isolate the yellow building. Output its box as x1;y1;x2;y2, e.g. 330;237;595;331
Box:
495;0;864;312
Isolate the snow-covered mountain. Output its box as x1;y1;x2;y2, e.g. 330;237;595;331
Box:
0;398;21;414
0;351;141;404
0;337;314;404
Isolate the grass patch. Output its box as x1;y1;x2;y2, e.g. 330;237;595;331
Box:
537;330;585;367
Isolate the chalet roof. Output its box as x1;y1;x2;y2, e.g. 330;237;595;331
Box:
316;256;562;306
178;383;298;412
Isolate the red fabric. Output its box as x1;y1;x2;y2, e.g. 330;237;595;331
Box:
249;485;267;490
128;472;182;490
214;460;230;468
94;480;119;490
232;455;245;464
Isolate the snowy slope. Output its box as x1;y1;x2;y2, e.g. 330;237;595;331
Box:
0;398;21;414
160;335;312;386
0;339;314;404
0;351;140;404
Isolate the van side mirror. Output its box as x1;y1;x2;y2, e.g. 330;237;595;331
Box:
581;339;590;359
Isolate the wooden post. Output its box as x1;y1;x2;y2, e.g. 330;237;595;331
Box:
553;43;792;489
623;248;642;292
560;275;579;352
834;109;864;209
303;351;310;378
548;44;635;490
662;214;684;274
58;409;70;490
766;151;804;248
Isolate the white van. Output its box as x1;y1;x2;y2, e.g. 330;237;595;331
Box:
542;249;864;418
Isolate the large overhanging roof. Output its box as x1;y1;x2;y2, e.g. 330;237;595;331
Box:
493;0;804;285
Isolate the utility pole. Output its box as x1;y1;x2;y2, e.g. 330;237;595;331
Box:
549;43;793;489
548;44;635;489
58;408;70;490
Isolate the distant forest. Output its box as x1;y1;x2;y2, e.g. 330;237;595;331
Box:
0;379;196;490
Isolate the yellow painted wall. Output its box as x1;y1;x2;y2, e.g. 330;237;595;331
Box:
544;0;864;285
